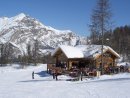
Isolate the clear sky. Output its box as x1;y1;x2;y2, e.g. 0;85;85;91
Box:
0;0;130;36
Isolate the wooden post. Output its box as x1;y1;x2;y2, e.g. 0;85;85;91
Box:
47;64;48;73
56;56;59;66
53;73;55;79
55;69;58;81
55;74;58;81
67;60;69;70
80;69;83;81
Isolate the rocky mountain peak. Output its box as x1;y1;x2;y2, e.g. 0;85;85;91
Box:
13;13;27;20
0;13;86;56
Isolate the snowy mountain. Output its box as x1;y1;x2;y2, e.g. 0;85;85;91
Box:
0;13;86;56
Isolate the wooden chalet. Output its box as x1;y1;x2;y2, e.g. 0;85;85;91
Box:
50;45;120;76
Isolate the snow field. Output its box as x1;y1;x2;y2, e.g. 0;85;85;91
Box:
0;64;130;98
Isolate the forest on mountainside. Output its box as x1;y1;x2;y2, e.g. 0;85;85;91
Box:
89;25;130;62
89;0;130;62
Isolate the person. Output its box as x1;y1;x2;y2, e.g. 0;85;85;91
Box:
32;71;34;79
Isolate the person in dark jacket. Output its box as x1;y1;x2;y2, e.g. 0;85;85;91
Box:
32;71;34;79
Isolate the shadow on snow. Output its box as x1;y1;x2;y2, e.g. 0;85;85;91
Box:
35;71;50;77
18;71;53;83
19;79;53;83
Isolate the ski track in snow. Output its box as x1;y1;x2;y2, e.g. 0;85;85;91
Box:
0;64;130;98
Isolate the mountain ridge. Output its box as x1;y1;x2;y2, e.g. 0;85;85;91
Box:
0;13;86;56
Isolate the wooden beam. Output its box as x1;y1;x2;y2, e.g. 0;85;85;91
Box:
56;56;59;66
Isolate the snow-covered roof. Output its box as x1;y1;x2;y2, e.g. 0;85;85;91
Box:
76;45;120;59
51;45;84;59
117;62;130;67
52;45;120;59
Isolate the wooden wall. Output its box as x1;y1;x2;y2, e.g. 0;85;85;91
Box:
95;51;116;68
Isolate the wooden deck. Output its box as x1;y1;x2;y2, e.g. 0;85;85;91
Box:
47;64;98;81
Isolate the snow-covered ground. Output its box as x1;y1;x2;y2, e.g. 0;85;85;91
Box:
0;64;130;98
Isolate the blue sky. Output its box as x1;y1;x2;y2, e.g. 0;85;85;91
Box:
0;0;130;36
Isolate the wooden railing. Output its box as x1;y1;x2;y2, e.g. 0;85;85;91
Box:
47;64;54;73
47;64;98;81
47;64;63;80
